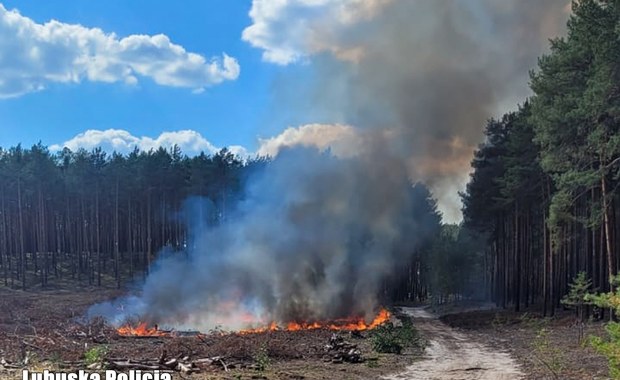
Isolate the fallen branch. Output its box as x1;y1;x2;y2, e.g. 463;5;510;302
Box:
534;356;560;380
218;358;229;372
107;360;164;371
102;354;230;374
21;341;44;351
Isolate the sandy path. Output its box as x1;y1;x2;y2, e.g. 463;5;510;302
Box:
384;307;523;380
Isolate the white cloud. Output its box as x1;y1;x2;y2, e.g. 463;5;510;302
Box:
257;123;360;157
51;124;361;159
227;145;250;158
50;129;220;156
242;0;391;65
0;4;240;98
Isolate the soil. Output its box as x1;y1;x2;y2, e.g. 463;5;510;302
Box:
385;307;523;380
439;306;610;380
0;289;611;380
0;288;421;380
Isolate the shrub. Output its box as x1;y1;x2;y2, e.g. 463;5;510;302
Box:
370;320;421;354
533;327;564;379
84;345;108;365
585;275;620;379
254;344;270;372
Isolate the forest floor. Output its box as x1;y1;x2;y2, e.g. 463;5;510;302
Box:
0;288;611;379
0;288;423;380
385;307;523;380
438;304;610;379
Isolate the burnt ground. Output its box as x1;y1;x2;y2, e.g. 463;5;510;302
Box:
439;307;610;379
0;289;612;380
0;288;423;380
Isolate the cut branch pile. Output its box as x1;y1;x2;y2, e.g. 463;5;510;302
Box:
324;333;364;363
105;354;232;374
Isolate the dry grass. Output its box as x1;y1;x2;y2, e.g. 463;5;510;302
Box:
0;289;419;380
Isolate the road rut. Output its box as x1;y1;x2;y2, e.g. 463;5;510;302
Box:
384;307;523;380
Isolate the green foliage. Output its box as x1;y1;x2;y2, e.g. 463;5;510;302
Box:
585;275;620;378
590;323;620;380
533;327;564;379
519;312;547;331
369;320;421;354
253;344;270;372
530;0;620;243
461;0;620;319
429;225;485;303
0;142;261;288
562;272;593;302
83;345;108;365
385;183;445;304
461;118;510;233
562;272;593;323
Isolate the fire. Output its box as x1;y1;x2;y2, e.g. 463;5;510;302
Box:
117;322;168;337
239;308;390;334
116;309;391;336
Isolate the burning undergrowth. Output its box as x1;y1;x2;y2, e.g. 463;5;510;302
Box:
0;290;423;377
88;147;435;334
114;309;390;337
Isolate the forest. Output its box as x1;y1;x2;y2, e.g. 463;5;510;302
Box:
0;145;259;289
0;142;468;305
3;1;620;379
2;1;619;321
462;0;620;317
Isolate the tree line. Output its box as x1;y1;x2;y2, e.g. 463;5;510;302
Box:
462;0;620;316
0;144;267;289
385;188;483;305
0;142;466;305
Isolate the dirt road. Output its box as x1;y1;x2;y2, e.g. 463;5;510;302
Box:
384;307;523;380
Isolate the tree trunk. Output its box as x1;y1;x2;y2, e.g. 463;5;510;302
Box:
115;179;120;289
18;177;25;290
602;174;614;319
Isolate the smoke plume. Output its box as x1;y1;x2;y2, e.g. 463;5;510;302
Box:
255;0;570;221
89;0;570;330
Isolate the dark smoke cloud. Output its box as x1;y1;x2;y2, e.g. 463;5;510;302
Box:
265;0;570;221
89;1;571;329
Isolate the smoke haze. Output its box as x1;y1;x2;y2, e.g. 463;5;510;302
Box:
89;0;571;329
254;0;570;222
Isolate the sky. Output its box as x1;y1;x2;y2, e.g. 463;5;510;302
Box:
0;0;292;152
0;0;571;223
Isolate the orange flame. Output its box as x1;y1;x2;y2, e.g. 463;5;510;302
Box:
239;308;390;334
116;309;390;336
117;322;168;337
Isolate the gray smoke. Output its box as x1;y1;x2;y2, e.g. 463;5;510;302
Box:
90;147;432;330
267;0;570;221
89;1;570;330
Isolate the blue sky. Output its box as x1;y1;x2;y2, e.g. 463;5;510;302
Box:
0;0;295;151
0;0;571;222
